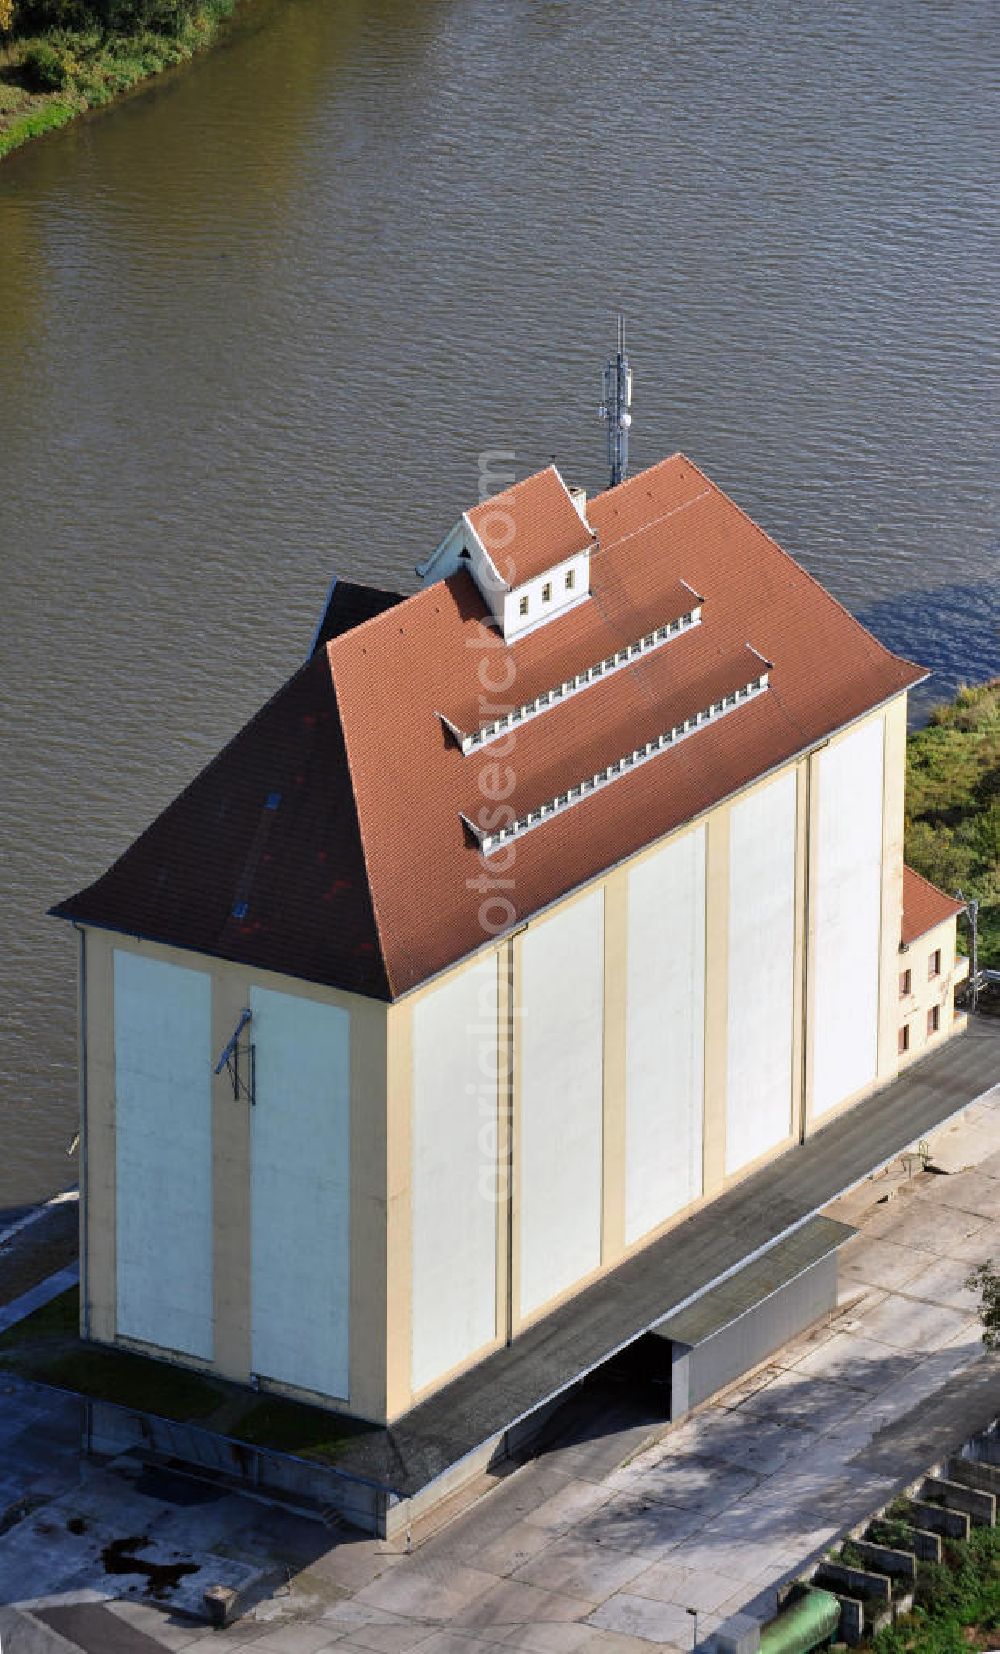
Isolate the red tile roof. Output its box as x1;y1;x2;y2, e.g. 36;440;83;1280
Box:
466;465;594;587
53;455;926;1001
901;865;965;946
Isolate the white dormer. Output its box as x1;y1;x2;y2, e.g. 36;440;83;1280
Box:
417;465;596;643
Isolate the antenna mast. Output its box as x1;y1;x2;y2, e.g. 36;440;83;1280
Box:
599;312;633;487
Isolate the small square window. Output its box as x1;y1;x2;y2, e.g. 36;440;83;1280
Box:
898;1025;910;1055
519;595;529;616
928;1005;941;1035
542;582;552;603
899;968;911;998
565;568;575;591
929;948;942;980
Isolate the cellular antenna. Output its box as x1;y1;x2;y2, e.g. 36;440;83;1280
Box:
599;312;633;487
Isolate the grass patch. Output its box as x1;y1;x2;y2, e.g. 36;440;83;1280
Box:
229;1396;351;1465
867;1523;1000;1652
0;1286;353;1462
0;1285;224;1420
0;0;235;159
0;1284;79;1347
0;94;73;155
906;678;1000;971
36;1345;225;1419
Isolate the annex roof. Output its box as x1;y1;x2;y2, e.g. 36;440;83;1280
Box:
901;864;966;946
53;454;926;1001
465;464;594;587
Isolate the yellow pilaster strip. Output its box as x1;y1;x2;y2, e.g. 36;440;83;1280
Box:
801;749;822;1133
602;868;628;1264
791;759;809;1144
83;928;116;1344
877;697;907;1084
496;940;513;1346
211;968;252;1380
383;998;411;1422
702;807;730;1195
510;931;524;1336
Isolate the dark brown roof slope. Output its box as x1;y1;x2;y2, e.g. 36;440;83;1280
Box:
901;864;966;945
53;455;926;1001
466;465;594;587
52;653;390;1000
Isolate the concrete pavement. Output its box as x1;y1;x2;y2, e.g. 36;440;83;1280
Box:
1;1065;1000;1650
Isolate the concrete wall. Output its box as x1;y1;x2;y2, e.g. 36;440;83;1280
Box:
812;716;885;1117
518;889;605;1318
114;950;214;1360
726;771;797;1174
625;826;706;1243
410;952;499;1395
249;987;350;1400
668;1250;840;1418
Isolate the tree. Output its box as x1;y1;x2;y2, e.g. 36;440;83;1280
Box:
0;0;14;33
966;1261;1000;1351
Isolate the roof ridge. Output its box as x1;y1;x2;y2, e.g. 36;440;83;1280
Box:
321;583;410;658
680;456;926;686
326;574;472;658
324;638;410;998
465;461;561;520
50;654;327;913
904;862;966;905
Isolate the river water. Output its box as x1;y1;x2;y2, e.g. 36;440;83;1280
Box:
1;0;997;1208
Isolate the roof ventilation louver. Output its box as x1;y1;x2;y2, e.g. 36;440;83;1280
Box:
443;599;704;755
465;670;770;856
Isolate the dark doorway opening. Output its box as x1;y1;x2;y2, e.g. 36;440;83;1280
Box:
514;1333;672;1477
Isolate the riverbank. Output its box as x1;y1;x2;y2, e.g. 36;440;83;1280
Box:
906;678;1000;972
0;0;234;161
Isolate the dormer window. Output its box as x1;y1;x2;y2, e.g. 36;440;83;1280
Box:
416;465;595;643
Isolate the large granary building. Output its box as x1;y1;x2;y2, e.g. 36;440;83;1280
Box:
54;454;970;1446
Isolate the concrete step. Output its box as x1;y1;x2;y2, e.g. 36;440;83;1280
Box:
851;1538;916;1582
920;1475;995;1527
814;1563;891;1606
866;1521;941;1563
831;1594;864;1647
948;1456;1000;1499
909;1498;971;1541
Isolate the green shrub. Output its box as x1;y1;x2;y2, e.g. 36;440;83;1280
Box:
0;100;76;158
22;38;68;87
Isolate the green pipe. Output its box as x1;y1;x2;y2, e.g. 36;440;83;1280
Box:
759;1587;841;1654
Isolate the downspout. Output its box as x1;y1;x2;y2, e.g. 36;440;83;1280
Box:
75;923;90;1339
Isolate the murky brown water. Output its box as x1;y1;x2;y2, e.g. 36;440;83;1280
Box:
1;0;997;1207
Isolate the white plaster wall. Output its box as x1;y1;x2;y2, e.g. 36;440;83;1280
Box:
114;951;213;1359
726;772;797;1174
411;954;499;1394
504;552;591;641
812;717;885;1116
250;987;350;1400
625;827;706;1243
519;890;604;1316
